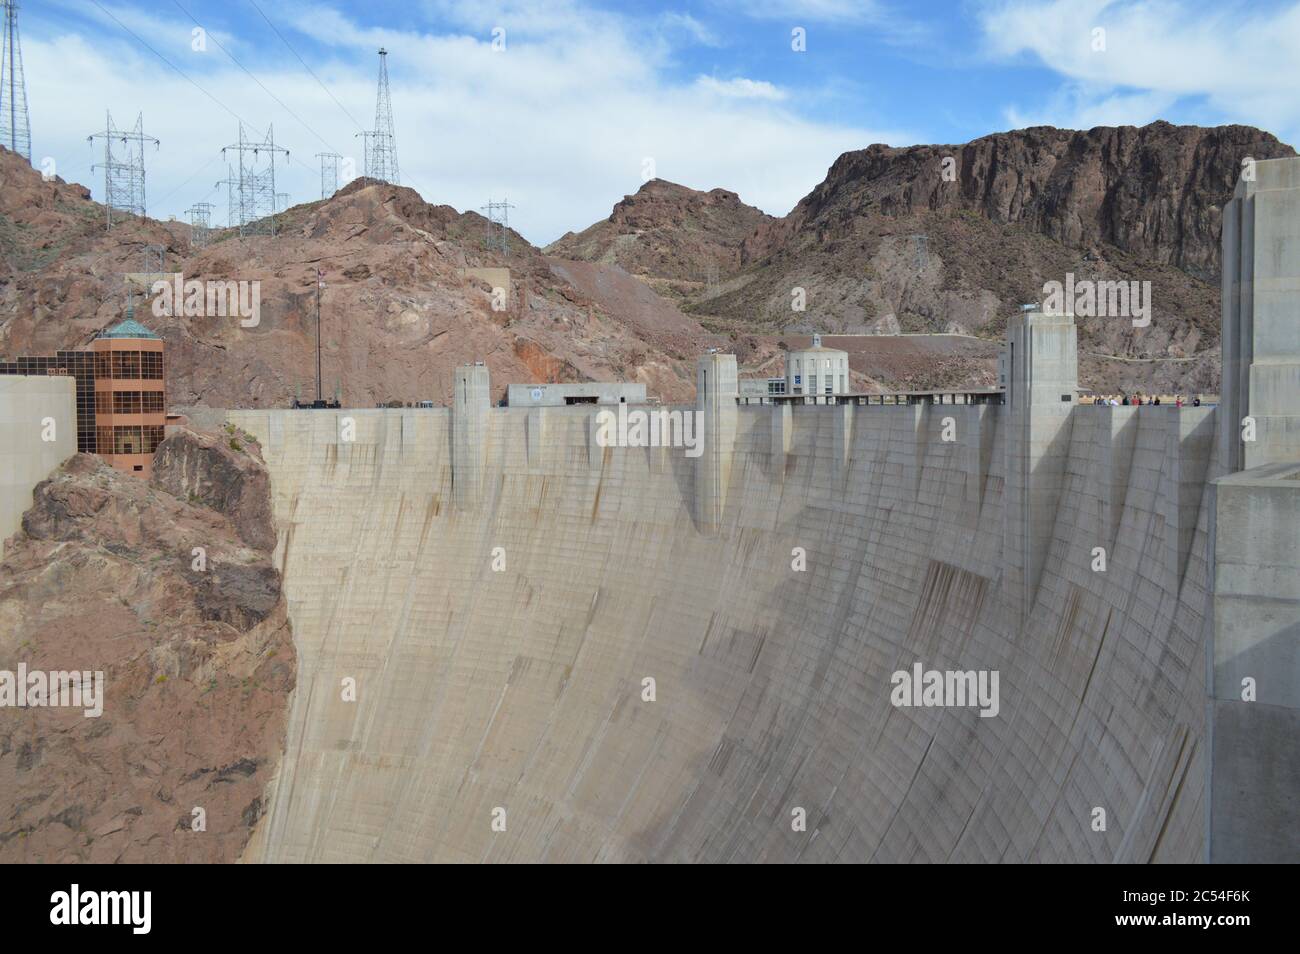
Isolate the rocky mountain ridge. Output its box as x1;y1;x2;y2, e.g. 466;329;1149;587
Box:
555;122;1294;394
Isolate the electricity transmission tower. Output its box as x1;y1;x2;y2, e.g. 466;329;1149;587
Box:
221;123;289;237
186;201;214;248
356;48;398;184
87;112;158;229
0;0;29;162
316;151;341;198
214;165;238;227
481;198;515;255
276;192;290;213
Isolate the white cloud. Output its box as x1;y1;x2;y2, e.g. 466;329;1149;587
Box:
979;0;1300;142
22;2;911;244
724;0;889;23
659;12;723;47
694;76;788;101
716;0;933;45
1003;86;1180;131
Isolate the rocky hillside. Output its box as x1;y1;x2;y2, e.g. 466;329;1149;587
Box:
3;122;1293;400
0;148;710;407
559;123;1294;395
546;178;775;303
0;427;294;862
741;121;1290;280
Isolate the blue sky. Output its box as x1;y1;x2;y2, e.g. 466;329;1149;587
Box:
17;1;1300;243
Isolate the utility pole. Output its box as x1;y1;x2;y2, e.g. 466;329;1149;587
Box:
315;267;324;404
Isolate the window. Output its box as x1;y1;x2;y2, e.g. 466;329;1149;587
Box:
113;391;143;414
95;391;111;413
142;391;165;413
95;352;111;378
112;426;143;454
112;351;142;379
95;426;113;454
141;352;163;379
143;426;165;452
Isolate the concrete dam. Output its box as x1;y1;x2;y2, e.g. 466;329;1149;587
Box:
230;356;1216;863
223;158;1300;865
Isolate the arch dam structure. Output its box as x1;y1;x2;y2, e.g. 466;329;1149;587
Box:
228;158;1300;864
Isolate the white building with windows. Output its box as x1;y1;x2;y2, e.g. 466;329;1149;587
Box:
784;335;849;397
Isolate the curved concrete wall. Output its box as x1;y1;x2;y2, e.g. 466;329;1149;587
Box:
230;401;1214;863
0;375;76;556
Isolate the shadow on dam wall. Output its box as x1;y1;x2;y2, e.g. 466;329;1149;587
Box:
227;398;1215;863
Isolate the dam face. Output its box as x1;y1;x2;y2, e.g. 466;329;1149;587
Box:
230;394;1215;863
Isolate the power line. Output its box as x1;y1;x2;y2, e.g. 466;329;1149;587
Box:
244;2;438;203
247;0;365;132
87;0;326;213
87;0;242;126
94;0;436;218
170;0;341;156
153;152;222;208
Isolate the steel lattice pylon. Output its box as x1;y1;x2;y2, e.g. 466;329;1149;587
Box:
356;48;399;184
186;201;214;248
316;151;341;199
214;165;237;227
221;123;289;237
87;111;159;229
481;198;516;256
0;0;29;163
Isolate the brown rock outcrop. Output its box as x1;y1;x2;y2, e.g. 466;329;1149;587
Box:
151;425;275;551
0;428;294;862
546;178;776;302
750;122;1293;281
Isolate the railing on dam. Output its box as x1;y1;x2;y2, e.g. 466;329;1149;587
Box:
736;389;1006;407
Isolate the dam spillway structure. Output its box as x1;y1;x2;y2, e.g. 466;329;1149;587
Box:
225;160;1300;865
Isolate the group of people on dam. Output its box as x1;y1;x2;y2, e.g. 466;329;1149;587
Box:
1085;394;1204;407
